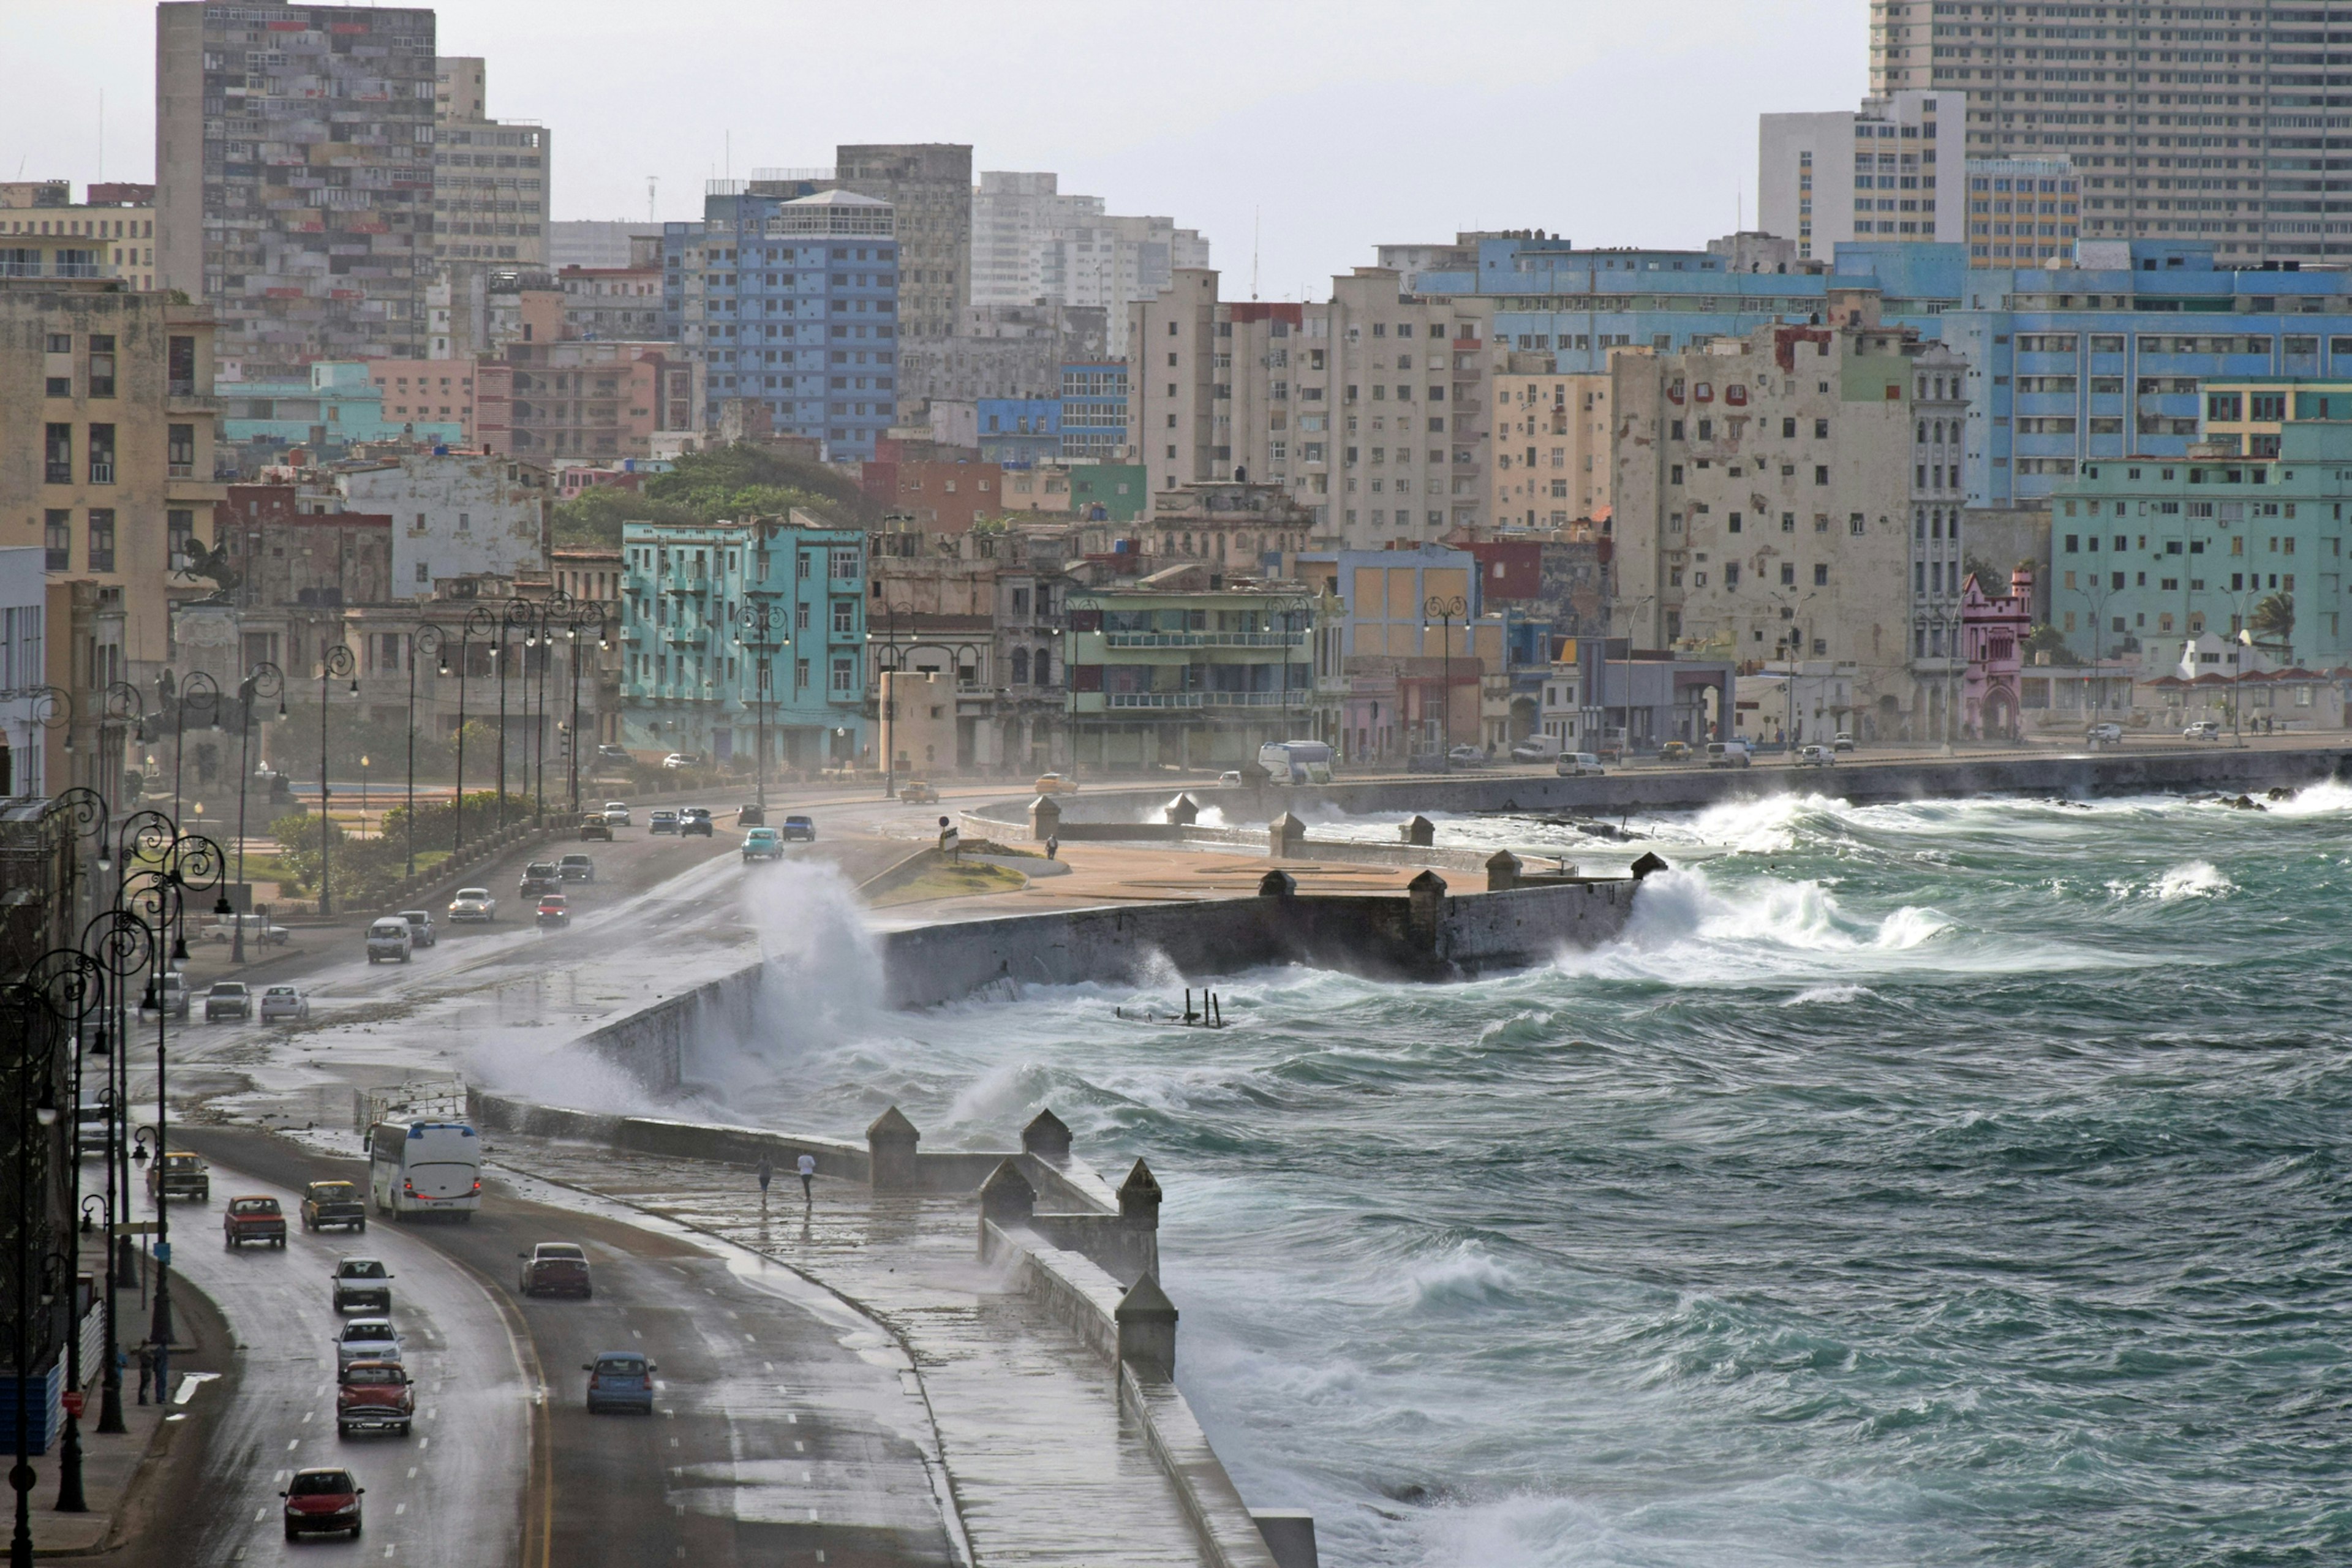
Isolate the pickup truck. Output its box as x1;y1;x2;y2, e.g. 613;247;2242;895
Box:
222;1194;288;1248
301;1180;367;1234
147;1150;209;1203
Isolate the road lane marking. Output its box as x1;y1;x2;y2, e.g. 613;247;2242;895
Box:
668;1437;679;1448
406;1467;418;1480
254;1509;266;1522
794;1440;804;1452
418;1436;429;1449
287;1439;300;1451
301;1411;312;1423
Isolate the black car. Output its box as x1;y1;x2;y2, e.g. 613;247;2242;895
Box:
596;744;632;765
678;808;714;838
518;862;560;897
780;815;816;842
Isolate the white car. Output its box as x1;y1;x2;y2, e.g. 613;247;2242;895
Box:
1217;771;1244;787
1705;741;1754;769
661;752;700;770
1446;745;1487;767
447;888;497;924
364;918;413;963
1553;753;1607;777
1798;744;1837;767
334;1317;401;1370
601;801;631;826
1833;733;1856;752
258;986;309;1023
2184;720;2222;740
2086;722;2124;745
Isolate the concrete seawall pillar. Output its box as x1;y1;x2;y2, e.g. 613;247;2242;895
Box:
1268;811;1307;859
868;1105;922;1191
1120;1158;1164;1280
1401;814;1434;846
1166;793;1200;827
1251;1511;1321;1568
1257;869;1297;898
1027;794;1063;843
1486;850;1522;892
1022;1107;1073;1165
1406;869;1448;952
978;1158;1036;1261
1630;850;1670;881
1115;1272;1179;1374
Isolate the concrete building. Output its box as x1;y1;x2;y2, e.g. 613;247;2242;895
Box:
337;451;551;598
1961;564;2034;739
431;57;552;267
0;281;224;678
897;301;1107;415
213;484;396;609
1610;315;1968;740
0;548;48;797
156;1;437;380
473;338;703;464
976;399;1060;466
833;145;970;343
858;443;1003;532
558;263;667;342
549;222;660;271
1140;481;1321;578
1059;362;1128;460
970;173;1209;359
365;359;477;443
1488;363;1616;529
219;361;464;461
617;514;867;769
1964;157;2080;268
1760;91;1967;263
0;184;157;292
1869;0;2352;262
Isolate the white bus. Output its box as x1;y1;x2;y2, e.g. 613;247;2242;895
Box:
1256;740;1333;785
368;1119;482;1221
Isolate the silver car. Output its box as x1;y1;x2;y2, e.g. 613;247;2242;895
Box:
335;1317;401;1370
601;802;631;826
447;888;497;924
258;985;309;1023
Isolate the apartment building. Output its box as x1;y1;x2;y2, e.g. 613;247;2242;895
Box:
834;145;970;343
337;451;550;597
219;360;464;460
0;281;223;677
559;262;666;342
1488;363;1616;528
1964;157;2080;267
0;184;158;292
1611;315;1967;739
1868;0;2352;262
472;339;703;465
156;1;437;379
432;57;552;267
365;359;476;442
1760;91;1968;262
971;172;1209;360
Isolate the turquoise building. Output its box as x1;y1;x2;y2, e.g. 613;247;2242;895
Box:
618;514;867;769
219;361;464;456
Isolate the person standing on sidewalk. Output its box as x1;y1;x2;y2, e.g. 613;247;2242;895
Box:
134;1341;153;1406
755;1155;774;1207
797;1152;816;1204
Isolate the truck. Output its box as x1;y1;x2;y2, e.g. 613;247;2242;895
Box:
367;1119;482;1221
1256;740;1334;786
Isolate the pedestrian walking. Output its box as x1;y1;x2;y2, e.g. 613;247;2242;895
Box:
1045;834;1058;861
134;1341;153;1406
755;1155;774;1205
797;1152;816;1204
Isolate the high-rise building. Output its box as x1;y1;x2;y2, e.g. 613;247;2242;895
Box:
1760;91;1969;262
1868;1;2348;262
972;172;1209;357
156;1;438;381
431;56;552;267
833;145;970;341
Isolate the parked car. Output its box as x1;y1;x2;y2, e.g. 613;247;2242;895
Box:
1406;752;1450;774
204;914;290;946
1554;753;1608;777
1833;733;1856;752
742;827;783;862
678;807;714;838
147;1150;209;1203
141;973;190;1020
1798;744;1837;767
1705;741;1754;769
364;919;413;965
331;1257;393;1314
518;1242;593;1299
1658;740;1692;763
578;812;614;841
1217;771;1245;788
280;1467;365;1540
601;801;632;826
780;815;816;843
258;985;309;1023
1509;737;1566;763
204;981;252;1023
647;811;679;836
596;744;633;766
1033;772;1080;795
897;781;939;804
558;854;595;883
2087;721;2125;745
518;862;560;897
399;910;437;948
661;752;701;770
1446;745;1487;767
300;1181;364;1233
535;894;570;929
335;1318;401;1371
583;1351;655;1414
736;802;766;826
336;1362;414;1438
447;888;497;924
73;1104;109;1161
223;1194;287;1248
2184;719;2223;740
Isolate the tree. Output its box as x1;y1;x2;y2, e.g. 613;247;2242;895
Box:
550;442;882;548
2251;591;2296;663
2022;624;2082;666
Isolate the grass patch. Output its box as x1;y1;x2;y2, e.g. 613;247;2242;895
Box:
869;860;1028;908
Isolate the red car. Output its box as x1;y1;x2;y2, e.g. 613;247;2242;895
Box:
517;1242;592;1298
535;893;570;929
222;1195;287;1249
336;1361;414;1437
281;1466;364;1539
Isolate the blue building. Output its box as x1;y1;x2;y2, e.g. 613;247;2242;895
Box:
618;515;868;769
976;398;1061;466
663;185;900;460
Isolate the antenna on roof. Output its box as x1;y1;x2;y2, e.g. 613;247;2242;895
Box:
647;175;658;224
1252;208;1261;301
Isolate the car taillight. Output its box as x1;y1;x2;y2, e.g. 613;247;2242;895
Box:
470;1178;481;1195
402;1179;415;1195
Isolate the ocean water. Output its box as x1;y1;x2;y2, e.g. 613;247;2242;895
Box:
731;787;2352;1567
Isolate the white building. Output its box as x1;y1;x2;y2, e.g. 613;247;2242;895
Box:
432;57;553;268
1760;90;1967;263
0;547;48;797
973;172;1208;358
337;454;551;599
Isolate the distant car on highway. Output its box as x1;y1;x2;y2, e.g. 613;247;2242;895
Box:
518;1242;592;1299
1657;740;1692;763
258;985;309;1023
518;861;560;897
596;744;633;766
1833;733;1856;752
141;972;189;1020
447;888;497;924
583;1351;655;1414
678;807;714;838
300;1182;364;1234
742;827;782;862
601;801;631;826
898;780;939;804
535;893;570;929
279;1466;365;1541
147;1150;208;1203
2184;719;2222;740
204;981;252;1023
2087;721;2125;745
647;810;679;836
780;815;816;843
558;853;595;882
1554;753;1607;777
335;1317;401;1371
331;1257;393;1313
736;802;765;826
1033;772;1079;795
1509;737;1564;763
578;812;613;842
1705;741;1754;770
1217;771;1244;788
1446;745;1486;767
1798;744;1837;767
398;910;437;948
222;1194;287;1248
364;918;413;964
204;914;289;946
661;752;700;770
336;1362;414;1438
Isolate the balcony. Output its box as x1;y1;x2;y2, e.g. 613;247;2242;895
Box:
1101;690;1302;710
1102;630;1304;649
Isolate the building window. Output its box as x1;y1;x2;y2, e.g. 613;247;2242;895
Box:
167;423;195;478
167;509;195;570
1814;564;1830;586
43;424;70;485
88;424;115;484
86;510;115;572
829;656;854;694
87;334;115;399
43;511;69;570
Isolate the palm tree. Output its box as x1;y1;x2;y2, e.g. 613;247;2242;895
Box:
2251;592;2296;663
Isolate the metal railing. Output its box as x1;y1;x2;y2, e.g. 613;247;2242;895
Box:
1101;630;1303;649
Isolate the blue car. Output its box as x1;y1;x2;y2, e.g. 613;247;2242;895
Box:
780;815;816;842
584;1351;656;1414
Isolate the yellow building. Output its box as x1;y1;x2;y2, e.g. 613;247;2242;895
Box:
1488;365;1617;530
1;184;157;292
1966;158;2079;269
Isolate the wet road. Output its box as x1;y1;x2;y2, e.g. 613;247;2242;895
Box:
162;1131;959;1568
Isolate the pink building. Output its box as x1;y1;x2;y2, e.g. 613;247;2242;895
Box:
1962;565;2034;739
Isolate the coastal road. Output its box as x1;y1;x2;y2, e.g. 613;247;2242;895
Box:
165;1131;958;1568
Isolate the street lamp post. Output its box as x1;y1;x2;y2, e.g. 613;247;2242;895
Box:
314;647;356;917
454;606;496;856
230;664;285;967
157;671;219;825
1420;594;1466;758
565;602;607;817
404;628;442;879
734;602;788;812
870;601;914;799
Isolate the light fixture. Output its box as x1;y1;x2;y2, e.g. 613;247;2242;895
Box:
95;842;111;872
169;935;189;968
34;1084;57;1128
277;696;287;719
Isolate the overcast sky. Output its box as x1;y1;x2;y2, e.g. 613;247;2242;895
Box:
6;0;1869;296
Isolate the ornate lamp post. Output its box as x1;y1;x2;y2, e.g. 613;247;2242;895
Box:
312;648;356;916
228;664;284;965
156;671;219;824
869;601;915;799
496;597;537;831
453;607;496;856
564;603;608;817
734;601;789;811
404;627;442;878
1420;594;1467;757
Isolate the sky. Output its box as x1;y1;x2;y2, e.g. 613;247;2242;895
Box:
3;0;1871;297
